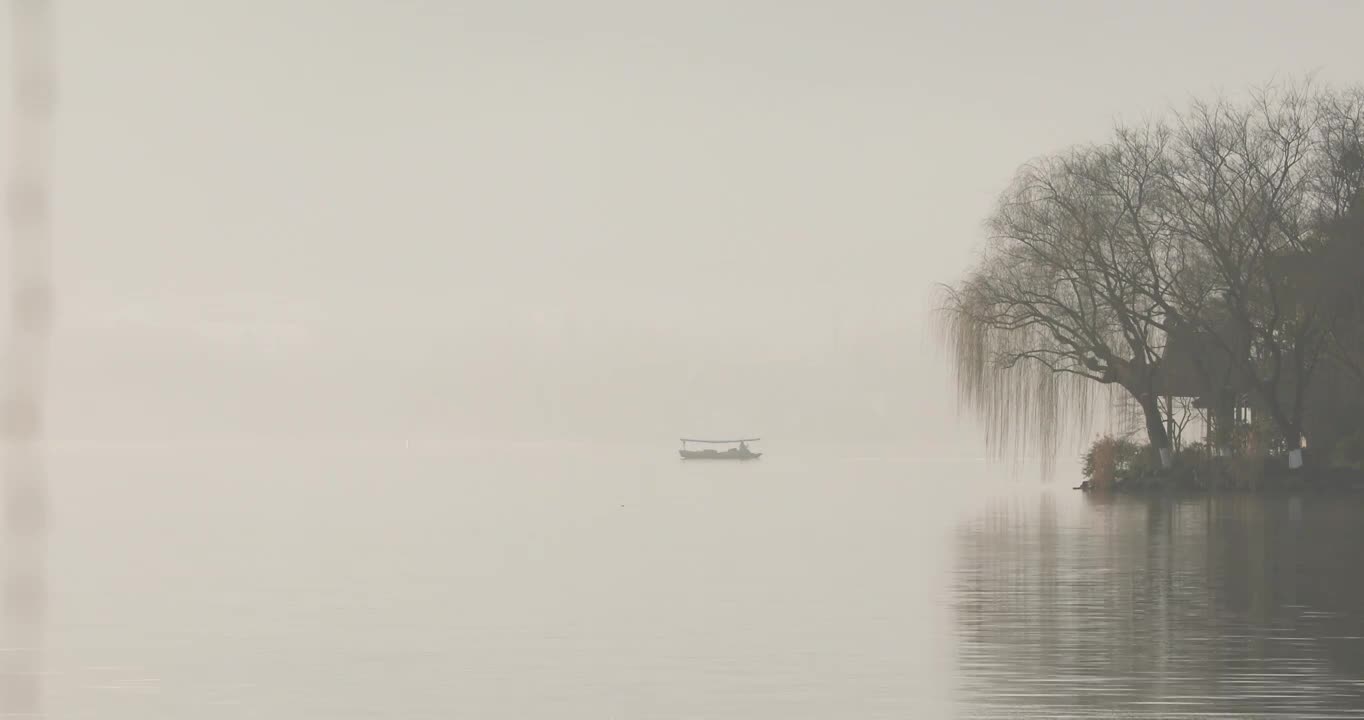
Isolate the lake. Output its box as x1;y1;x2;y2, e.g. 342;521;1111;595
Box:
38;445;1364;717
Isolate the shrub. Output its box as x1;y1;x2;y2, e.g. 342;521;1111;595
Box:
1082;435;1145;487
1332;427;1364;468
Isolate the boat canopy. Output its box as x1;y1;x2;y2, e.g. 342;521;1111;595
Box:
680;438;760;444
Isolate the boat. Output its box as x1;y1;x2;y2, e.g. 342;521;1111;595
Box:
679;438;762;460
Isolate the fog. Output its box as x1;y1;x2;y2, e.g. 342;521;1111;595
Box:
15;0;1364;458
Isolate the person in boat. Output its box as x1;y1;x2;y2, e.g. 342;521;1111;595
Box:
738;441;749;455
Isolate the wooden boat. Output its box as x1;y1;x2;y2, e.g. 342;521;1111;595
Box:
679;438;762;460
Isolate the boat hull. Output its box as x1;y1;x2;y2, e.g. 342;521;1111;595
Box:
679;450;762;460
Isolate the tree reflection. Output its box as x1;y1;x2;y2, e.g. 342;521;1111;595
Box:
954;493;1364;717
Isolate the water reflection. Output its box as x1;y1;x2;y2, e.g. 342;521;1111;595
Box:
955;493;1364;718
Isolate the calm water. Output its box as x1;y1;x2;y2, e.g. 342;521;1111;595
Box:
39;446;1364;718
958;492;1364;719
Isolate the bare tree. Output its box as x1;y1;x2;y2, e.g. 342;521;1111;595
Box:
1321;205;1364;386
1312;89;1364;386
1158;83;1362;466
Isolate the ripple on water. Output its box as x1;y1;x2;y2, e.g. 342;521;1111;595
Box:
953;493;1364;718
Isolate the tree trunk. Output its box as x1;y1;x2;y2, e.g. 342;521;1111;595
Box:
1211;390;1235;456
1283;428;1306;470
1259;391;1307;469
1137;393;1174;469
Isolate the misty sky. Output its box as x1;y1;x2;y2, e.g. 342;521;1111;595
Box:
5;0;1364;454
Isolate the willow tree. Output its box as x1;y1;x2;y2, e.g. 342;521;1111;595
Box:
940;144;1178;474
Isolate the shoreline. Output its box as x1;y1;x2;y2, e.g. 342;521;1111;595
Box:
1076;468;1364;494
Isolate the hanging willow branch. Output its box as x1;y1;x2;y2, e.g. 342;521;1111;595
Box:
937;280;1111;477
3;0;56;715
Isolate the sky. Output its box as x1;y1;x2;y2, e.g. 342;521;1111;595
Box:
4;0;1364;456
